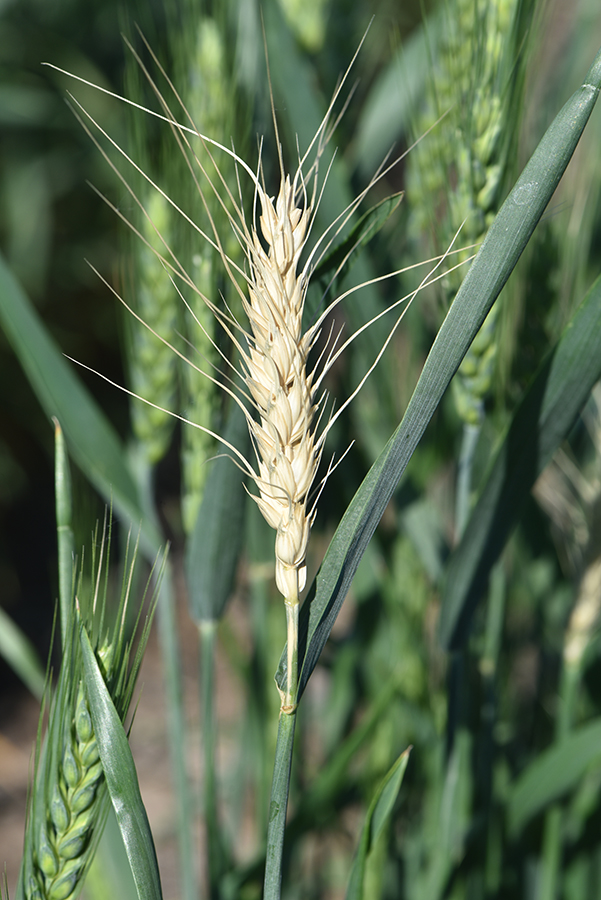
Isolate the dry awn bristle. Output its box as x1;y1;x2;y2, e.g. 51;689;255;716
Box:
243;175;317;602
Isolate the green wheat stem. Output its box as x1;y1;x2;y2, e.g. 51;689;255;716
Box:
263;589;299;898
283;583;300;714
455;420;482;538
199;619;223;899
538;644;585;900
538;521;601;900
129;449;197;900
263;710;297;900
54;419;74;651
478;563;506;888
538;806;562;900
249;568;271;840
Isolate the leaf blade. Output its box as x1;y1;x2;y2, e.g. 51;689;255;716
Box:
275;45;601;700
508;719;601;835
345;748;411;900
439;272;601;649
0;251;160;555
312;192;403;286
80;622;163;900
185;403;248;623
0;606;45;699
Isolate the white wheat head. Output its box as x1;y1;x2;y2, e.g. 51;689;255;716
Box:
46;34;467;709
242;173;318;602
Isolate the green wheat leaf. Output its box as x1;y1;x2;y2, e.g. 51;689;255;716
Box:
439;272;601;649
312;191;403;286
80;621;163;900
508;718;601;835
0;251;161;557
0;606;45;699
276;44;601;701
345;747;411;900
185;403;249;623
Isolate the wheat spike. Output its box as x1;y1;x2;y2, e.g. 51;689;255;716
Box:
27;683;105;900
243;175;316;600
45;34;469;710
18;522;162;900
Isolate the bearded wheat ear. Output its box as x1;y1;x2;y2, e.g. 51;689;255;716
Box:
18;513;164;900
46;39;472;714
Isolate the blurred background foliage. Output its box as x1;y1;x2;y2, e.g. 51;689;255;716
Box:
2;0;601;898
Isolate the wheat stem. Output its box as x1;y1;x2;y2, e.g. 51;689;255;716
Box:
264;710;297;900
282;582;300;714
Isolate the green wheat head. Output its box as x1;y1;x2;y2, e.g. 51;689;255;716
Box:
408;0;524;424
16;523;160;900
176;15;241;534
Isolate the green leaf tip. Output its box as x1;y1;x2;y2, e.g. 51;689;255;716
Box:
345;747;411;900
583;45;601;91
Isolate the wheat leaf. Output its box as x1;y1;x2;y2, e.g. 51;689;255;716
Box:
276;44;601;700
80;622;163;900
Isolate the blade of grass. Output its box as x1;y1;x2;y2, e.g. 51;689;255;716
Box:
89;808;139;900
345;747;411;900
439;271;601;650
0;251;161;556
0;606;45;699
508;718;601;836
185;402;249;625
80;620;164;900
311;192;404;286
54;418;74;650
275;44;601;703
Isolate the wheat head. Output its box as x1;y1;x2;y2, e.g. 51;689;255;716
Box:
244;175;316;602
18;525;160;900
26;682;105;900
47;33;463;710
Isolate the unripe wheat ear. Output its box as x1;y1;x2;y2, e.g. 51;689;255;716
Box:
44;34;472;712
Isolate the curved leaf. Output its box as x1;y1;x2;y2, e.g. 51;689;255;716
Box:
276;45;601;700
439;272;601;650
185;403;249;623
508;719;601;836
0;251;161;555
345;747;411;900
80;622;163;900
0;605;45;699
312;192;404;286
